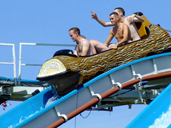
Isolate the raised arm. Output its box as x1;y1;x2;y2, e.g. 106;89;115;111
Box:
104;28;115;47
128;14;144;23
91;11;113;27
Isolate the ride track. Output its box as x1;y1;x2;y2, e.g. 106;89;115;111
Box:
1;11;171;127
1;13;171;126
47;71;171;128
1;52;171;128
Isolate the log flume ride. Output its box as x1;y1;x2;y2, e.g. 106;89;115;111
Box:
1;12;171;128
37;12;171;95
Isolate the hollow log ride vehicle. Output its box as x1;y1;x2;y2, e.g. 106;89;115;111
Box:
37;12;171;95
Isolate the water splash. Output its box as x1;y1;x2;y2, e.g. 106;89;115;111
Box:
149;105;171;128
45;94;58;107
8;94;58;128
8;109;41;128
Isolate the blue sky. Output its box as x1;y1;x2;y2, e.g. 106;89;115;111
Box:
0;0;171;127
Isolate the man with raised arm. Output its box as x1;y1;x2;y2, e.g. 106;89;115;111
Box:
91;7;144;42
90;12;131;50
104;12;131;49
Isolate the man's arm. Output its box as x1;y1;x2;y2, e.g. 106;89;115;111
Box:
128;14;144;23
81;40;90;56
104;28;115;47
91;11;113;27
74;46;78;56
74;50;78;56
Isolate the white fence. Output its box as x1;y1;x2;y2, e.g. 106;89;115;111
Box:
0;43;17;86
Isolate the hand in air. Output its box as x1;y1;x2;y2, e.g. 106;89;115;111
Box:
90;11;97;19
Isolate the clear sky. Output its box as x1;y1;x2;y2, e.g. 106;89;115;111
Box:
0;0;171;128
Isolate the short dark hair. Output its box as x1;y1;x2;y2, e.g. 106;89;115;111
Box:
115;7;125;16
110;12;119;17
69;27;80;35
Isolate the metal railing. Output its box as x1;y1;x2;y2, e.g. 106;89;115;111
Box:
166;29;171;33
0;43;17;86
18;42;75;86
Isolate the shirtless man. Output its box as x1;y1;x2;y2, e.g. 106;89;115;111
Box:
91;7;144;42
69;27;93;56
90;12;131;50
104;12;131;49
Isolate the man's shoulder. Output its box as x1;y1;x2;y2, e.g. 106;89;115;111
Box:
81;38;90;45
122;22;128;27
126;15;131;19
126;15;139;24
125;16;132;23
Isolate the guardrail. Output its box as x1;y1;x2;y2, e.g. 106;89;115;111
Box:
0;43;17;86
166;29;171;33
18;42;76;86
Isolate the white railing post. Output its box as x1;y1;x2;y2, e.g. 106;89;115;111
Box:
18;43;22;86
12;44;17;86
0;43;17;86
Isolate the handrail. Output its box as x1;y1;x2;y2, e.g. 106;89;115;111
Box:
18;42;76;86
165;29;171;33
47;71;171;128
0;43;17;86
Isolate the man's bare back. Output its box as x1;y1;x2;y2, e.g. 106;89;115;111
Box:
123;16;141;41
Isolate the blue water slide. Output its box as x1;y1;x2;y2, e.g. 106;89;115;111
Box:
126;83;171;128
1;52;171;127
0;86;54;128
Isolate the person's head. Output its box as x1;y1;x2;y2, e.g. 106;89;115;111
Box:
69;27;80;42
114;7;125;17
109;12;120;25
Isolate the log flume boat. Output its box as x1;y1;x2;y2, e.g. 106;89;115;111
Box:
37;12;171;95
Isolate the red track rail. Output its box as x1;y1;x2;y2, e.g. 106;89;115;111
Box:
47;71;171;128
